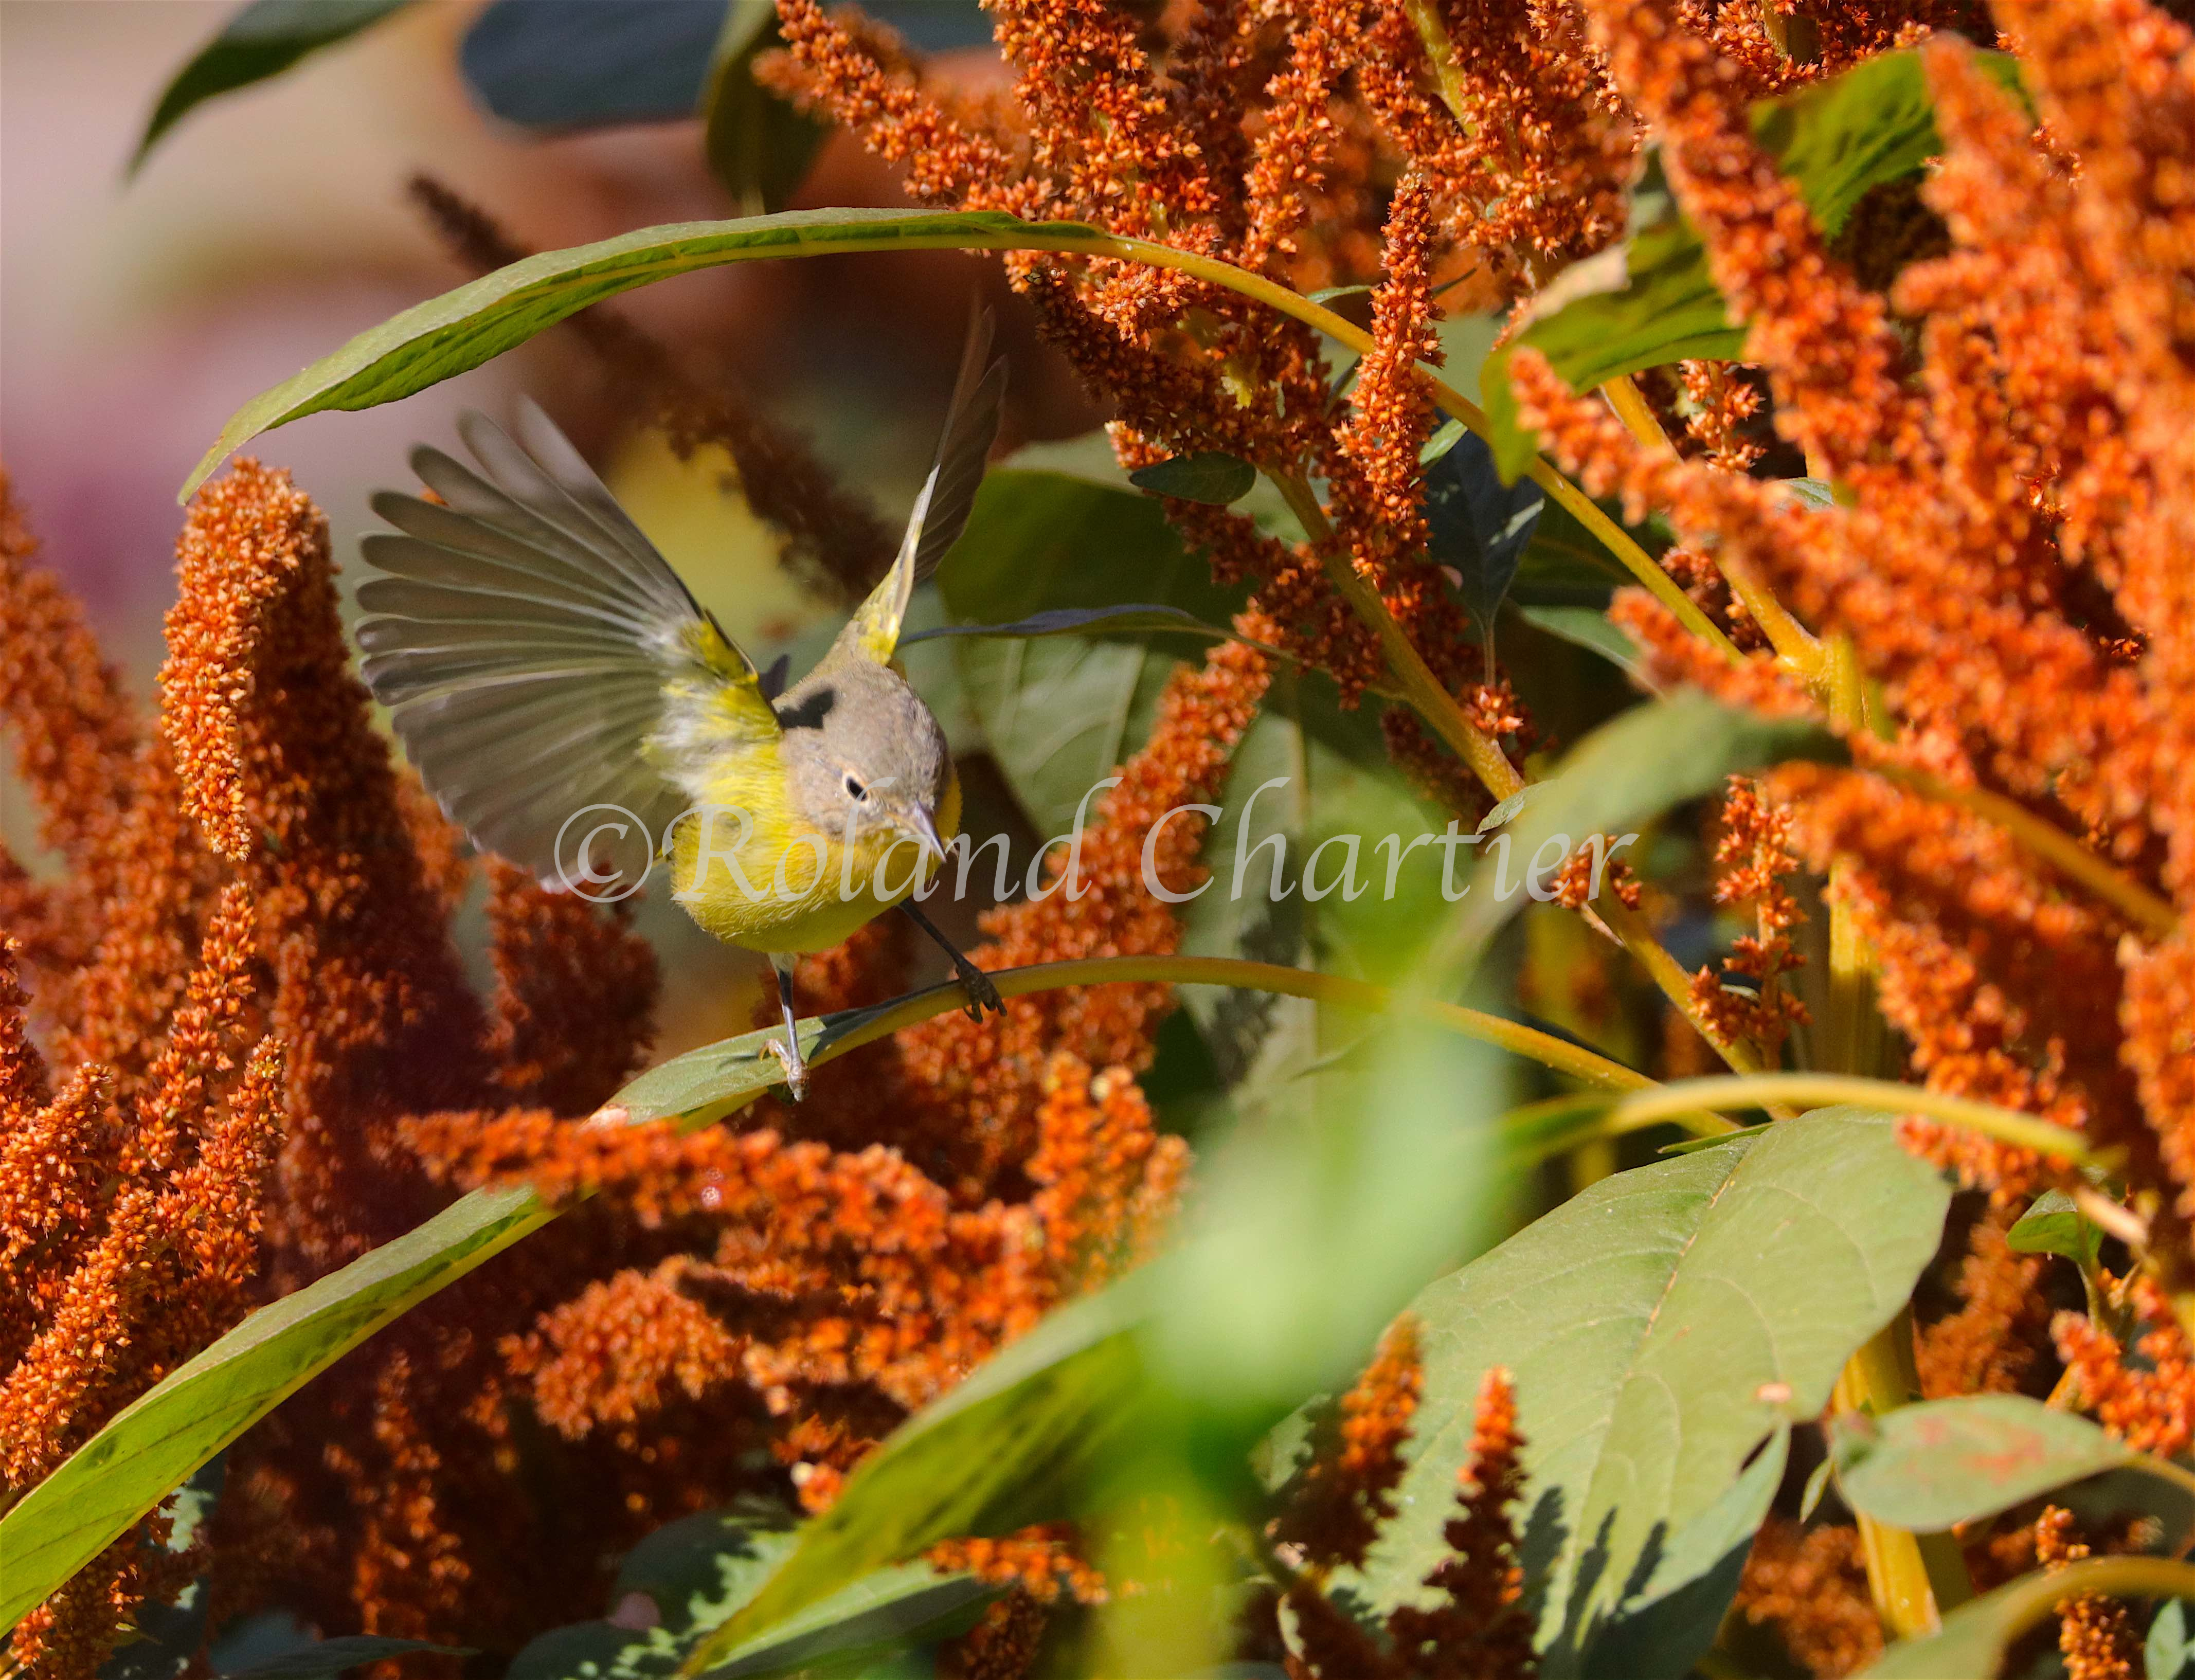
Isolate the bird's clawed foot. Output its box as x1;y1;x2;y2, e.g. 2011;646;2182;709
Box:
950;952;1004;1022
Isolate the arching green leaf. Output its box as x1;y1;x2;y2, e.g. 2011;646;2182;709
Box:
132;0;413;175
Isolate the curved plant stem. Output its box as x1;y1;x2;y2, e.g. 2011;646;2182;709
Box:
1267;468;1761;1073
1912;1555;2195;1660
764;952;1651;1095
1586;1073;2110;1167
1268;472;1525;799
1051;230;1743;658
1602;372;1823;680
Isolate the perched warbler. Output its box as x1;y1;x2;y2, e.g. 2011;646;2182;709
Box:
353;314;1010;1098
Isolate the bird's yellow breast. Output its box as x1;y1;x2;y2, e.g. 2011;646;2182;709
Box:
663;742;961;954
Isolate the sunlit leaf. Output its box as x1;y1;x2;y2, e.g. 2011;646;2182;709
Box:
0;1010;847;1638
183;208;1107;499
0;1184;555;1636
1129;453;1259;505
1750;47;2026;238
460;0;722;131
2006;1187;2102;1270
132;0;413;174
1334;1108;1949;1680
685;1275;1157;1669
1832;1395;2136;1531
2151;1598;2195;1680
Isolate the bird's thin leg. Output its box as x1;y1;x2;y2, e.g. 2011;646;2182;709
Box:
900;902;1003;1020
767;952;809;1100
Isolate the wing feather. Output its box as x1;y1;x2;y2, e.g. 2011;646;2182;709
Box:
355;405;775;889
842;308;1008;663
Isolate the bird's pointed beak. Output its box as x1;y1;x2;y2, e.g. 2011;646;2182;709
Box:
904;803;948;863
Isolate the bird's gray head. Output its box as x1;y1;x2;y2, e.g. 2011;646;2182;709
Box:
775;659;951;855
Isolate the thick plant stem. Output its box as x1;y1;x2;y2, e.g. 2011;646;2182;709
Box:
1821;630;1975;1632
1834;1312;1974;1634
1403;0;1474;132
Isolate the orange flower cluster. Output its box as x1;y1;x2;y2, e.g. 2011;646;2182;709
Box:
1272;1352;1535;1680
1688;775;1809;1064
2035;1506;2145;1680
1735;1518;1883;1679
1917;1211;2054;1401
1508;0;2195;1241
1271;1314;1424;1569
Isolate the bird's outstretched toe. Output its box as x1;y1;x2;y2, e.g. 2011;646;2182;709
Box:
766;1035;809;1101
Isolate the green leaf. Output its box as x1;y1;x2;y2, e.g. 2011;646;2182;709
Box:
1481;216;1747;480
221;1639;474;1680
0;1184;554;1636
460;0;722;132
1338;1108;1950;1680
938;469;1249;840
1832;1395;2136;1531
183;208;1104;500
1516;605;1640;676
702;1;831;215
132;0;413;174
1861;1563;2195;1679
1128;452;1259;505
900;604;1233;647
2151;1597;2195;1680
1749;48;2026;239
2007;1187;2102;1270
686;1274;1156;1669
510;1501;988;1680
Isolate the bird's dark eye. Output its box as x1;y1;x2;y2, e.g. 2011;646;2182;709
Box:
844;773;868;802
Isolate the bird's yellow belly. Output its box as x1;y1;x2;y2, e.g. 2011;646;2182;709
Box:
663;757;959;955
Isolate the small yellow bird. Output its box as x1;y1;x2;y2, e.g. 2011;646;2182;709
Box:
354;315;1010;1098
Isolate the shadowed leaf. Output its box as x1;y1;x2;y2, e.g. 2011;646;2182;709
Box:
221;1639;474;1680
701;2;830;214
1129;452;1259;505
460;0;722;131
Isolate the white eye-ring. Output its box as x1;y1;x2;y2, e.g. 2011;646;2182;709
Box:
843;773;869;802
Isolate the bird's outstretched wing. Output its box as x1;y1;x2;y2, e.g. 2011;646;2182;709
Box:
355;399;776;889
842;308;1009;664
